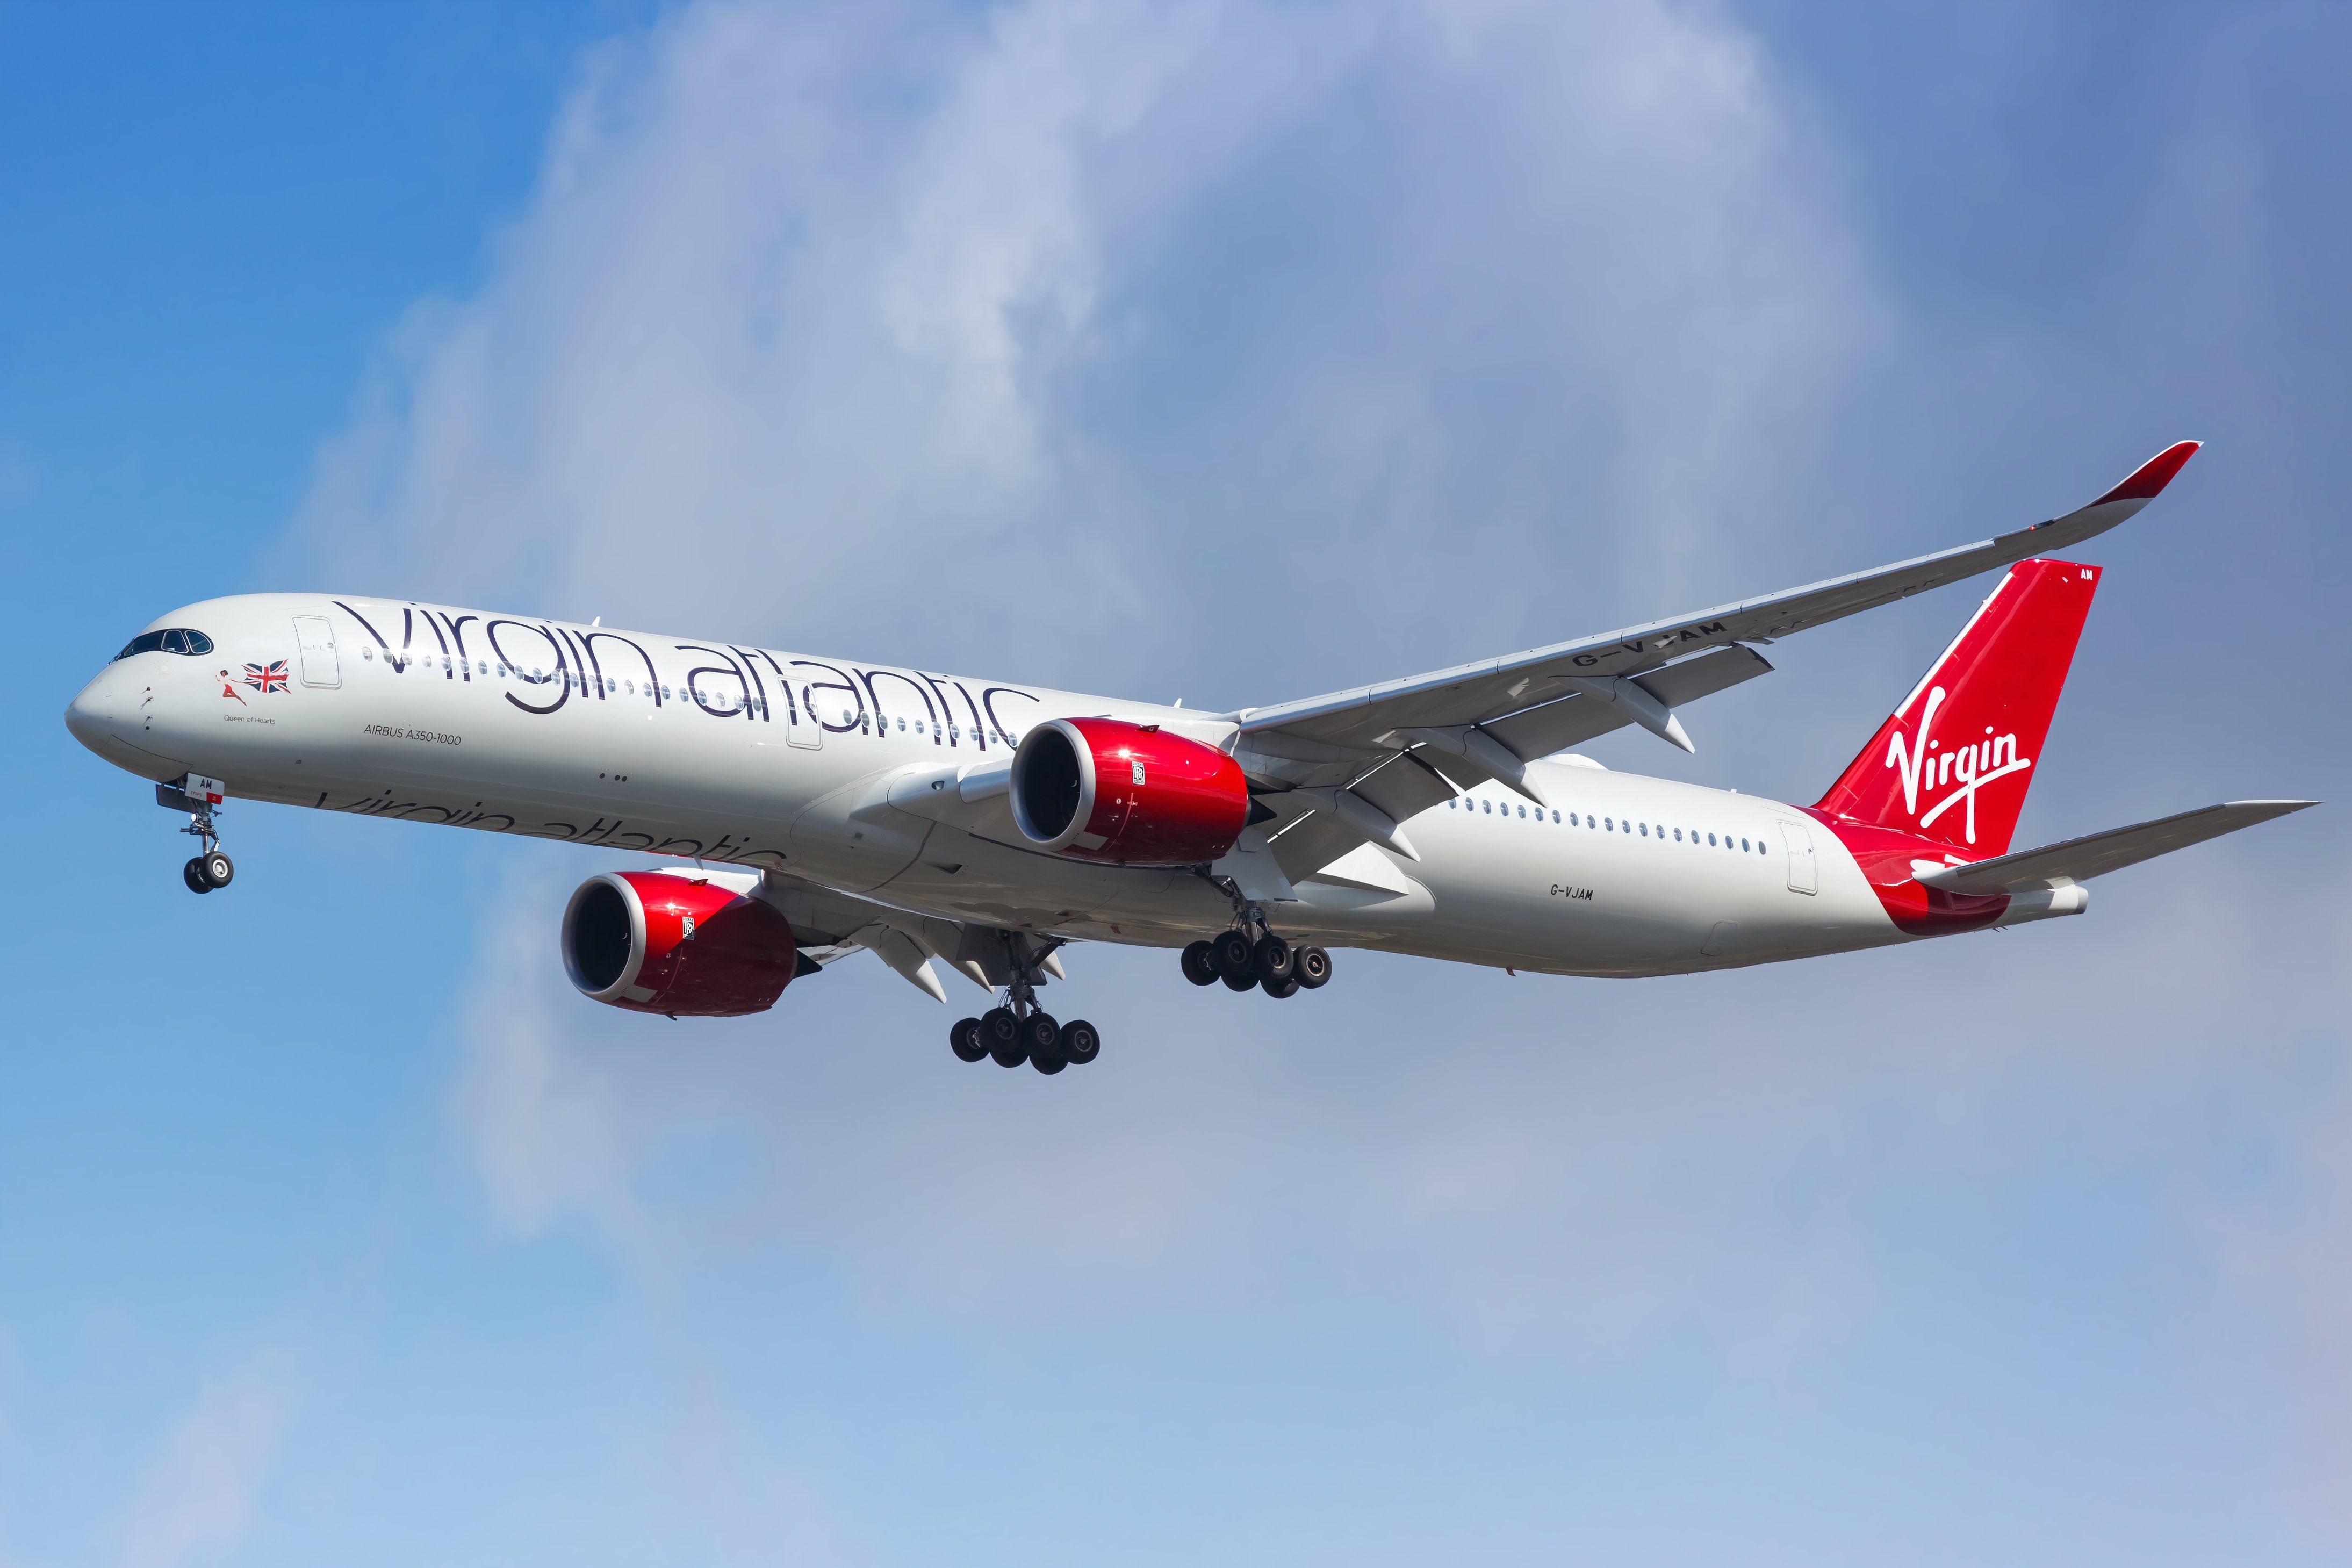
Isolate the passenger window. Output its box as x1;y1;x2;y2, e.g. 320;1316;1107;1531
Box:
1516;804;1526;818
1740;838;1750;851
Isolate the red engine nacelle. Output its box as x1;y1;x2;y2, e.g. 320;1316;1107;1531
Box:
1009;717;1249;866
561;870;800;1017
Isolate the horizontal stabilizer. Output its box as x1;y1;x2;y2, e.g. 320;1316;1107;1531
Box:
1916;799;2316;895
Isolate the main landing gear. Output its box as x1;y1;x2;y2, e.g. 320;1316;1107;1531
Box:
162;780;234;895
1183;932;1332;998
1181;883;1333;1001
948;1010;1101;1075
948;933;1100;1076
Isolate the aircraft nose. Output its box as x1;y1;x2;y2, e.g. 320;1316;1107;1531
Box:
64;672;133;753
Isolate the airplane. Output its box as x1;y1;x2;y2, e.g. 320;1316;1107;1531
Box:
64;441;2313;1074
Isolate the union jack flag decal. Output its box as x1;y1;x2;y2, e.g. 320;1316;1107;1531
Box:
243;659;290;695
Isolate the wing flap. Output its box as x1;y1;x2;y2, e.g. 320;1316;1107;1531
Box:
1480;643;1773;763
1916;799;2315;894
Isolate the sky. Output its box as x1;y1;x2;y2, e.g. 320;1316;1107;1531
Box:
3;1;2349;1563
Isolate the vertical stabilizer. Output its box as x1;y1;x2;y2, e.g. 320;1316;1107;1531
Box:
1815;558;2099;856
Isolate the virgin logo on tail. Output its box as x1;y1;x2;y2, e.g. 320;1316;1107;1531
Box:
1817;556;2094;858
1883;685;2031;846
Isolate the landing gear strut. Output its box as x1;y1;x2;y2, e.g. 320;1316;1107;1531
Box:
948;932;1101;1075
162;778;233;894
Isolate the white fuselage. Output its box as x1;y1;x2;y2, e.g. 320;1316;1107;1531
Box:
66;593;2003;977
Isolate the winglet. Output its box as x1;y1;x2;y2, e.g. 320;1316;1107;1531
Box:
2092;440;2200;507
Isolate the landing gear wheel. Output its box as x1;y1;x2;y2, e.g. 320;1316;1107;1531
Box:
950;1017;987;1063
1212;930;1257;991
1059;1019;1100;1065
1025;1012;1064;1074
1181;940;1219;987
981;1007;1026;1068
200;851;234;889
1261;973;1300;999
183;858;212;895
1252;934;1294;986
1294;946;1333;989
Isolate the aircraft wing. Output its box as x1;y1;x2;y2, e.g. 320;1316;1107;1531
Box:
1235;442;2200;761
1916;800;2317;895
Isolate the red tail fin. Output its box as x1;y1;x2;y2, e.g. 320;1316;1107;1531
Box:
1815;558;2099;856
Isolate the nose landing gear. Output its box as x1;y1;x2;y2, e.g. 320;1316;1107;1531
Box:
161;775;234;894
182;850;234;894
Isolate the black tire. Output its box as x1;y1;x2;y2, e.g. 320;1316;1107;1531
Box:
1181;939;1219;987
1252;934;1294;985
1059;1019;1100;1065
1025;1011;1065;1074
1211;930;1255;981
950;1017;987;1062
982;1007;1026;1068
1294;946;1333;989
200;851;234;889
1261;973;1300;999
183;858;212;895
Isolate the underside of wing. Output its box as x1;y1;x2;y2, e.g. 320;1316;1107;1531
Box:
760;869;1067;1003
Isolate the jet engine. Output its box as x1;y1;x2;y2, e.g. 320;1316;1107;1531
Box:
1009;717;1249;866
562;869;800;1017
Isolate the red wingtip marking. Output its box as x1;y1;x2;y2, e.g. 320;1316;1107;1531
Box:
2094;440;2200;506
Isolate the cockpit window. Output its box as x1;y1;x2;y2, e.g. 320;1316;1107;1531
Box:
114;628;214;660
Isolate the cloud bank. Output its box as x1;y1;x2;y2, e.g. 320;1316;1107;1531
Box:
286;1;2349;1547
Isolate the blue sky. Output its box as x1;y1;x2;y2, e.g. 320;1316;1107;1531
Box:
4;2;2349;1563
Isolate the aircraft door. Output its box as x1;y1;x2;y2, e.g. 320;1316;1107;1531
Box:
1780;819;1817;894
294;615;341;687
786;680;822;750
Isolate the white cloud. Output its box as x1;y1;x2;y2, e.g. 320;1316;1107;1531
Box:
296;0;1875;690
118;1358;298;1568
311;0;2338;1376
